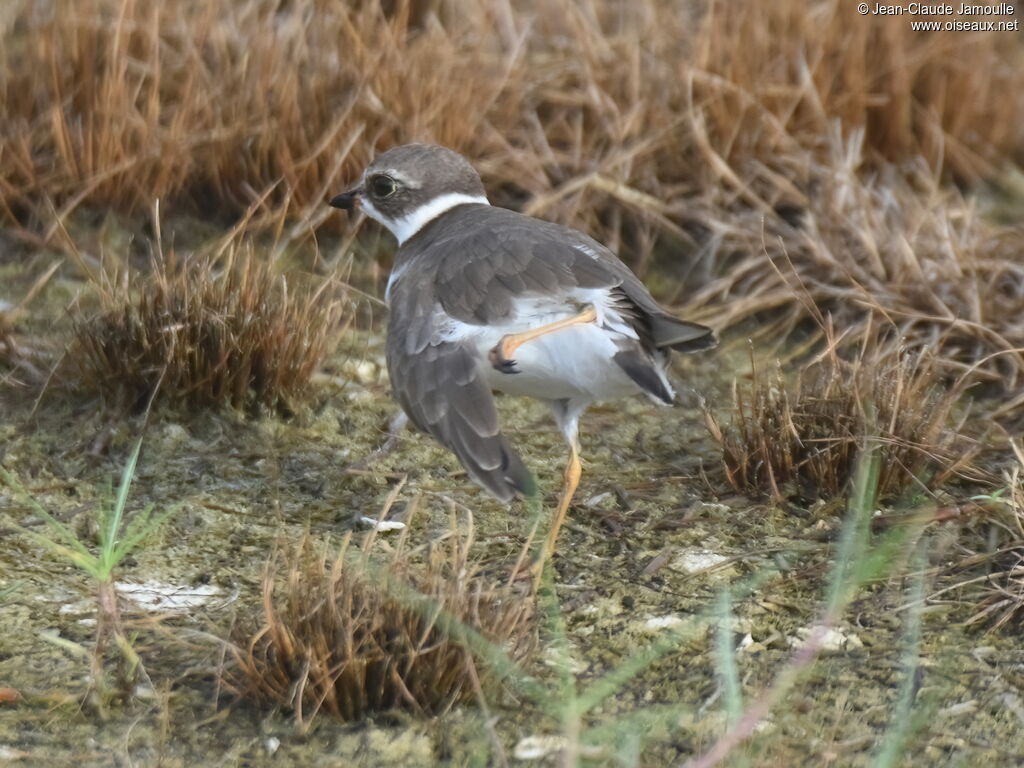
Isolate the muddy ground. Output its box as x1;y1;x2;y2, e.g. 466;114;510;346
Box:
1;234;1023;767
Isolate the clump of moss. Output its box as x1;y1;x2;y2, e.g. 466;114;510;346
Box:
69;246;342;411
225;532;534;726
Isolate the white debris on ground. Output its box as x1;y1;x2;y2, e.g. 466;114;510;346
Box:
641;614;687;632
670;548;730;574
583;491;614;509
117;581;223;612
513;735;604;761
58;599;97;625
939;700;978;717
514;735;567;760
59;599;95;615
357;516;406;531
541;644;587;675
338;357;385;385
578;597;624;618
788;625;864;652
161;422;189;446
696;502;731;515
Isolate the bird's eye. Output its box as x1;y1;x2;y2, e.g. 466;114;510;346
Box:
370;175;398;198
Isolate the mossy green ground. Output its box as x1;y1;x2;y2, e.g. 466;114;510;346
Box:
1;234;1023;767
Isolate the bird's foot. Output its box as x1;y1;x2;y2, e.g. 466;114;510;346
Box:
503;552;551;597
488;341;520;374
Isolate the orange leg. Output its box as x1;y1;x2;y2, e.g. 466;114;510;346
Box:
530;440;582;591
489;306;598;374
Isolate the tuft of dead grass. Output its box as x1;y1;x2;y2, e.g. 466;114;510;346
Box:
68;246;343;411
704;328;983;503
962;440;1024;630
224;526;534;726
684;135;1024;394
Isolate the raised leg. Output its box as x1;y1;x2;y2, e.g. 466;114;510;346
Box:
489;306;598;374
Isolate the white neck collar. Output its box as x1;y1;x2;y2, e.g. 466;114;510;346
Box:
362;193;489;245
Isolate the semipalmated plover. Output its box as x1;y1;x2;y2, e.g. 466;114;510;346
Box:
330;144;715;566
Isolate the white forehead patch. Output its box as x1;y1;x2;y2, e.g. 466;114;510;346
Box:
384;168;422;189
361;167;423;190
362;192;489;246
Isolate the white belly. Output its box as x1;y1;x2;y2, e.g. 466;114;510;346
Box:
432;291;668;403
471;322;643;402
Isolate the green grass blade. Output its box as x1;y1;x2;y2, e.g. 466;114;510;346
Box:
870;546;928;768
575;569;775;718
715;590;743;725
18;512;95;563
573;616;701;717
537;558;577;705
825;443;880;613
1;467;97;564
582;702;698;754
18;527;100;574
102;438;144;557
39;630;91;660
107;504;171;570
0;580;23;602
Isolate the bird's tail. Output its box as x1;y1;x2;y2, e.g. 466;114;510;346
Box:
648;315;718;352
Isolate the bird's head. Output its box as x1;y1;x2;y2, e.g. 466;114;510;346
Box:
329;144;489;244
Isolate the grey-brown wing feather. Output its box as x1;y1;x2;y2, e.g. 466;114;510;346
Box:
386;285;534;503
428;206;715;352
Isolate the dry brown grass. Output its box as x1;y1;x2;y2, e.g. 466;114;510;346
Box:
1;0;1019;222
684;142;1024;396
0;261;61;387
68;245;343;410
0;0;1020;391
959;440;1024;630
704;329;983;503
693;2;1023;180
2;0;1021;403
224;526;534;726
